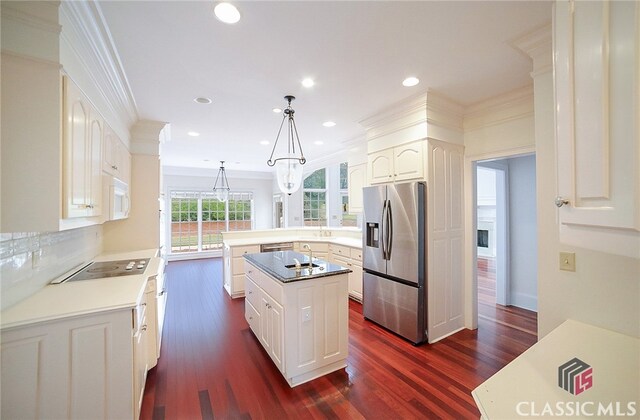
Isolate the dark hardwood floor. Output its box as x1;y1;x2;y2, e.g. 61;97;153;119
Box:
477;256;537;335
141;258;537;420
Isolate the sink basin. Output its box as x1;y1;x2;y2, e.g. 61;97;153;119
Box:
285;263;319;270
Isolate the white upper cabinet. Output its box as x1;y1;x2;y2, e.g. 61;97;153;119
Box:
63;76;102;219
555;0;639;231
347;163;367;213
103;124;131;185
368;141;424;184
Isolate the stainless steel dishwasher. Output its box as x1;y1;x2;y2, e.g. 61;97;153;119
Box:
259;242;294;252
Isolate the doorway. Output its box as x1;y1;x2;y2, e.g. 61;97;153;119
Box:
475;154;538;331
273;194;284;228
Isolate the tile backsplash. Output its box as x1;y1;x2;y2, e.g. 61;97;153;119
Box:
0;225;103;311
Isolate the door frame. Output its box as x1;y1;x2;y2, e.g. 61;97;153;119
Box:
464;146;535;330
476;161;510;306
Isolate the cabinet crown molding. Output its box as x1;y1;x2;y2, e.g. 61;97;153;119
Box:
59;1;138;134
359;90;464;143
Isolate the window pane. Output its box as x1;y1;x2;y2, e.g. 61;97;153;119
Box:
340;162;348;190
303;168;326;189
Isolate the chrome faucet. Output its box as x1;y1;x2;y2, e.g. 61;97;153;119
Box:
302;243;312;263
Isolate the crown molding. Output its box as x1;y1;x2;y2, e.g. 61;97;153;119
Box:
359;90;464;144
0;2;61;35
463;85;534;131
510;23;553;76
59;1;138;130
130;120;169;155
0;1;61;62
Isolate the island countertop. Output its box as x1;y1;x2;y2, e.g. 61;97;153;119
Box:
244;251;351;283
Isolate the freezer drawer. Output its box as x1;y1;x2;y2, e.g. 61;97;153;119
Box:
363;272;426;344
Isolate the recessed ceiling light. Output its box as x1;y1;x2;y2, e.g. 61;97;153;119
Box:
203;159;210;162
194;97;212;104
214;2;240;24
302;78;315;88
187;131;200;137
322;121;336;127
314;141;324;145
402;77;420;87
272;108;282;113
260;140;270;145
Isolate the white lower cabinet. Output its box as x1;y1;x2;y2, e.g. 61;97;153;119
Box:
1;310;135;419
329;244;363;302
223;244;260;298
0;278;158;420
244;261;349;387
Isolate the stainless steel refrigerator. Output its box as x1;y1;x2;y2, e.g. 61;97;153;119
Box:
362;181;427;344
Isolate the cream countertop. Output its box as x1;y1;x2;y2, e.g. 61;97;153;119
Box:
0;248;161;330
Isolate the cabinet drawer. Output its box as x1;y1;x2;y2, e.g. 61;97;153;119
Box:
350;248;362;262
245;277;259;308
332;255;350;268
232;245;260;258
245;262;283;304
331;244;350;258
245;298;260;335
298;242;328;252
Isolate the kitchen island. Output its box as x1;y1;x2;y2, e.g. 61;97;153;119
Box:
243;251;351;387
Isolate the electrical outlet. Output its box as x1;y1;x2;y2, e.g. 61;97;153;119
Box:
559;252;576;272
301;306;312;323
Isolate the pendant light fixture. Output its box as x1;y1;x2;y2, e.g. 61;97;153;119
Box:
212;161;230;202
267;95;306;195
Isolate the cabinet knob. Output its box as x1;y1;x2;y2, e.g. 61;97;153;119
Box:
248;270;253;274
141;325;147;331
249;316;253;320
388;175;392;178
248;290;252;294
112;165;118;170
141;303;146;307
555;196;570;208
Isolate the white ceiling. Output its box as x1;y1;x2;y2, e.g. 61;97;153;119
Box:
98;1;552;173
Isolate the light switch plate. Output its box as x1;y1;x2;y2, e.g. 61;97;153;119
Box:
559;252;576;272
301;306;312;323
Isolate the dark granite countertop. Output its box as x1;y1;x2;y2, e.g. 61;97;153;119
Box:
243;251;351;283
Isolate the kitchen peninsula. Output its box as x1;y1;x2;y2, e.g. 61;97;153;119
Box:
222;227;363;301
243;250;351;387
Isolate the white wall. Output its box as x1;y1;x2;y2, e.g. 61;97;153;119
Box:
463;87;536;328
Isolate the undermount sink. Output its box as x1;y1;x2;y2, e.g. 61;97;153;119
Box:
285;262;319;270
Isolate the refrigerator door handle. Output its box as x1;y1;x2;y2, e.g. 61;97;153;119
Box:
387;200;393;258
381;199;388;259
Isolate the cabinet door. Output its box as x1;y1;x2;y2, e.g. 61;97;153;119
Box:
103;124;118;176
393;142;424;181
87;111;103;217
555;0;639;231
259;294;271;352
349;262;363;301
64;77;91;218
347;163;367;213
368;149;394;184
268;297;285;373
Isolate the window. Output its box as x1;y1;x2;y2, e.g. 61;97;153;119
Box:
303;168;327;226
170;191;254;253
170;192;199;253
340;162;357;227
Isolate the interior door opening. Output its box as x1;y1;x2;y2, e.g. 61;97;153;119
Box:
474;155;538;334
